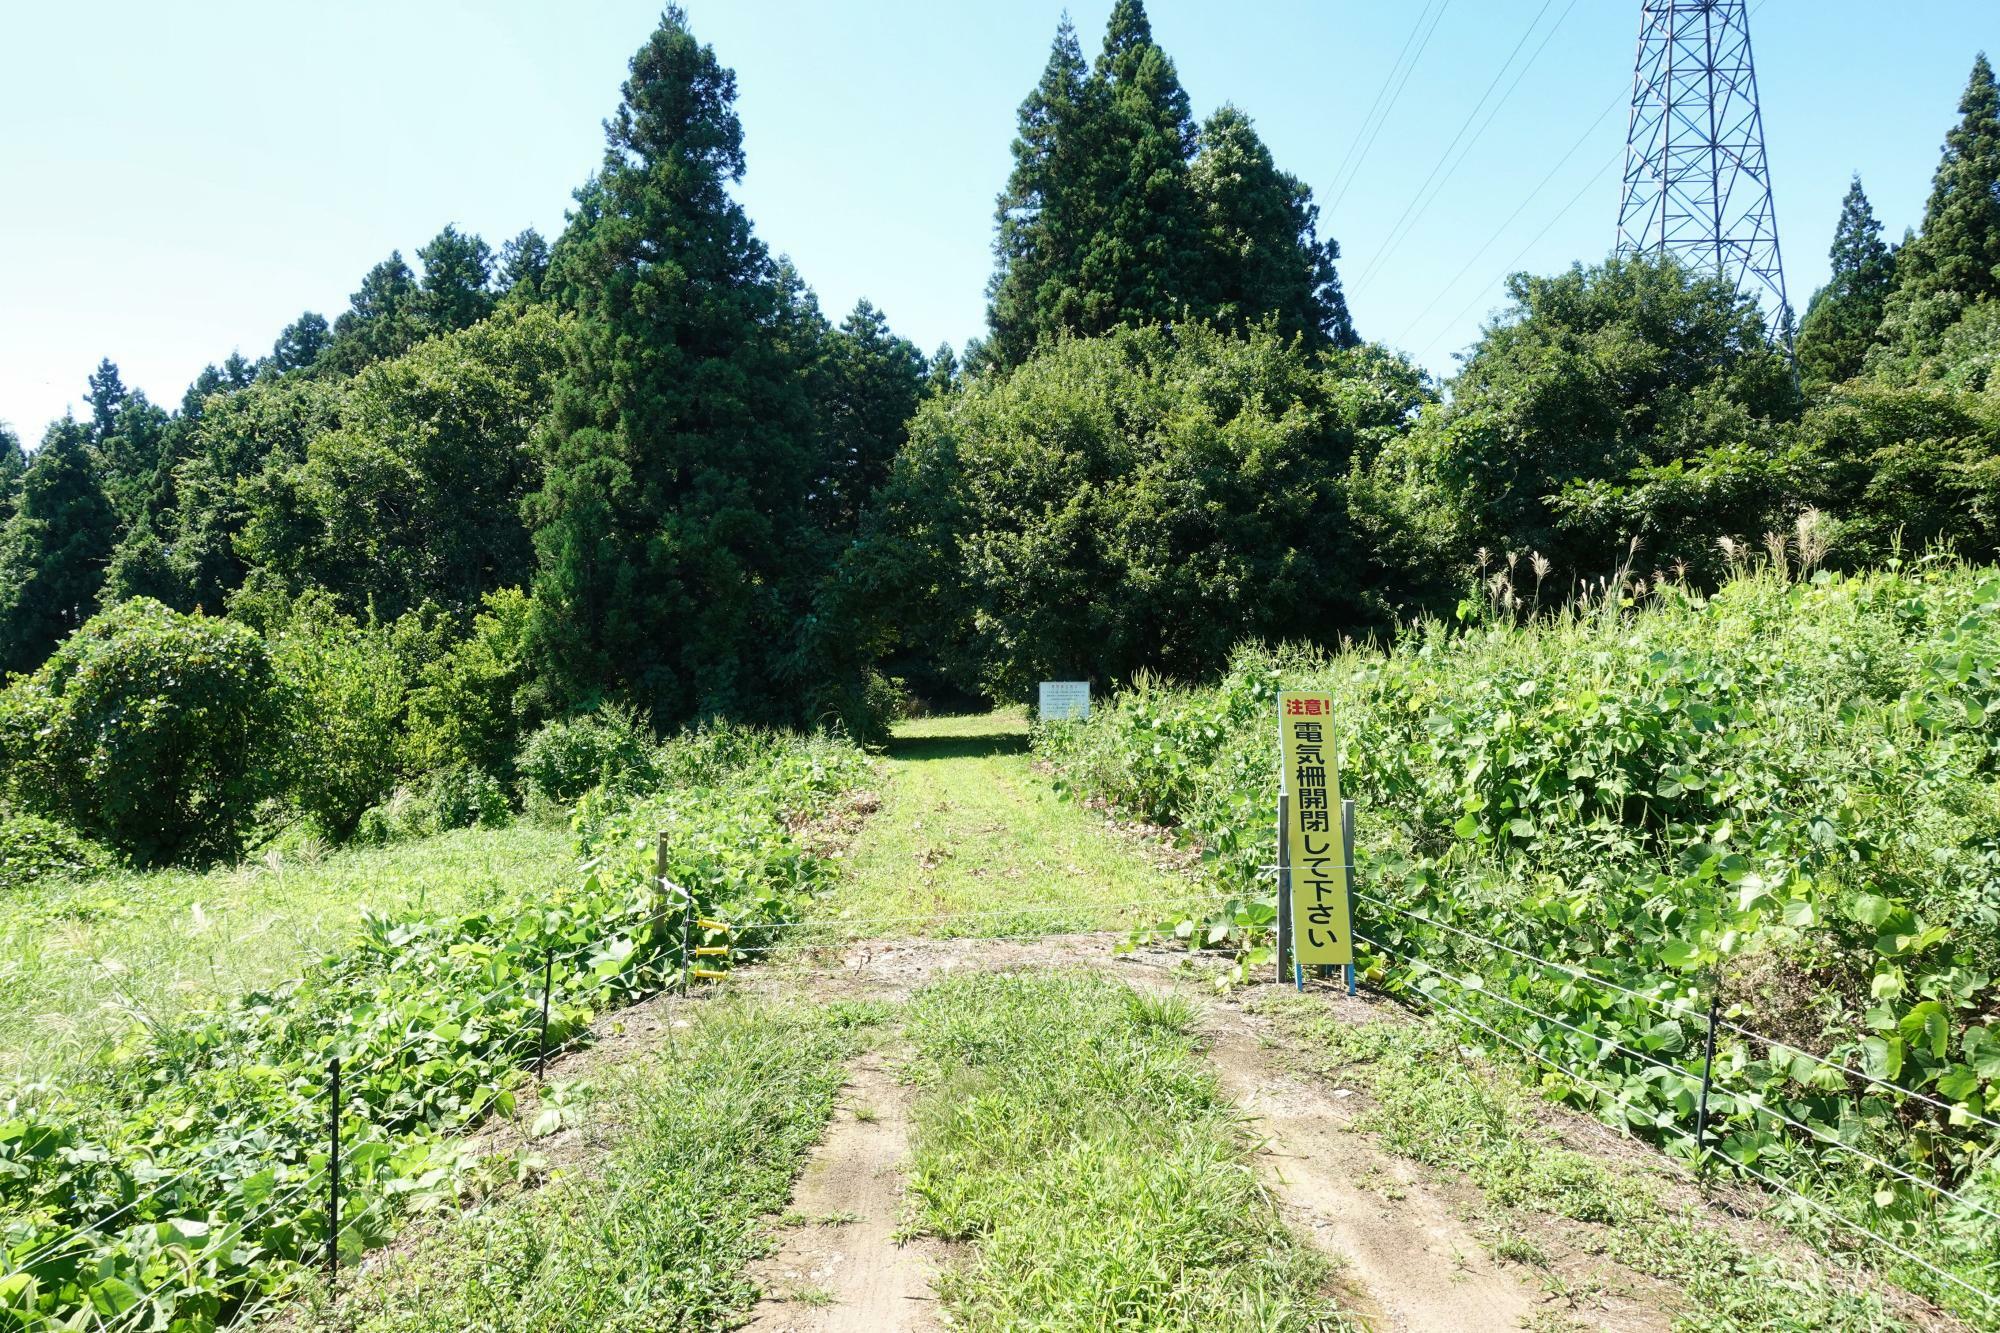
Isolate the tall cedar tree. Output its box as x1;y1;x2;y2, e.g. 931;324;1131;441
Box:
1797;177;1896;388
0;424;24;524
986;1;1353;366
1875;55;2000;360
0;419;118;675
324;253;422;374
1191;106;1357;347
1078;0;1203;337
525;7;823;725
500;229;552;298
414;225;497;332
84;359;127;441
270;312;332;373
986;18;1102;368
815;300;926;535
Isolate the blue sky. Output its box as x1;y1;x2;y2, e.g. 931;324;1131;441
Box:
1;1;1992;441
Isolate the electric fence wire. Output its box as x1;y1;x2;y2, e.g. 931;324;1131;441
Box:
1356;930;2000;1314
1352;887;2000;1138
1351;0;1575;296
10;933;609;1276
1356;930;2000;1228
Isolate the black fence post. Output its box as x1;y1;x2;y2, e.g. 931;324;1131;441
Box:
1275;790;1292;986
1695;977;1722;1171
326;1056;341;1281
536;947;554;1077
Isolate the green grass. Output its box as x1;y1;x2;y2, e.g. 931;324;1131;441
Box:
1256;996;1915;1333
310;995;892;1333
827;710;1200;937
901;970;1348;1331
0;822;573;1085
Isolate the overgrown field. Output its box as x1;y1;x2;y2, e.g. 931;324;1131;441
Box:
0;823;573;1086
0;727;869;1331
1041;563;2000;1324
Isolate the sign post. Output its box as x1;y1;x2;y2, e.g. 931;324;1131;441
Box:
1277;691;1354;973
1038;681;1091;722
1275;790;1293;986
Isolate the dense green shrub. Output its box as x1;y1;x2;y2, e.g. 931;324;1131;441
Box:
355;765;510;844
515;704;658;804
0;812;114;891
0;599;284;863
268;598;410;838
403;587;536;780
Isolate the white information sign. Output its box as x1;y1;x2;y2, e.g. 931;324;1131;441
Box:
1038;681;1091;721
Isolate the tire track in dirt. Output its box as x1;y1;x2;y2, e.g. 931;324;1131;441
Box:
743;1053;948;1332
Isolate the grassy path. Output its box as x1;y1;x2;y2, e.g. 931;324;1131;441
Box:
825;710;1198;936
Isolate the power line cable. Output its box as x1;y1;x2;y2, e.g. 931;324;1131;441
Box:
1352;0;1575;296
1325;1;1442;211
1328;0;1455;217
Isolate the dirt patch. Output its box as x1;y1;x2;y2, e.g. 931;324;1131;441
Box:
743;1053;949;1332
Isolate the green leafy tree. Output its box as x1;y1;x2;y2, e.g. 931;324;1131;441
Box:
860;323;1386;698
1191;106;1356;348
499;228;552;298
404;587;536;780
1798;177;1897;389
524;7;826;725
0;599;283;862
414;225;496;333
0;419;119;676
239;306;566;618
324;252;423;374
1873;55;2000;370
127;376;345;612
1365;254;1798;586
814;300;926;533
269;312;332;373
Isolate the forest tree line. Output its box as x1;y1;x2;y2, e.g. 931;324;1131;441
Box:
0;3;1997;863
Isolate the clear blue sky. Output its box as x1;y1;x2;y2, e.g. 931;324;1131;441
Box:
1;1;1992;441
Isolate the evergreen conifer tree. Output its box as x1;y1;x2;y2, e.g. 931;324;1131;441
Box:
85;359;127;442
1798;176;1896;387
986;18;1102;367
1191;105;1356;347
415;225;497;333
499;228;552;298
0;418;119;675
524;6;822;723
815;300;926;533
270;312;332;373
1874;55;2000;364
324;253;422;374
0;423;24;524
1077;0;1202;335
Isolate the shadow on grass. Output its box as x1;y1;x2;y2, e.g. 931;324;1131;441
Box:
889;730;1031;762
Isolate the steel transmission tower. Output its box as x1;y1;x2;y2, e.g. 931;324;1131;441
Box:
1616;0;1794;342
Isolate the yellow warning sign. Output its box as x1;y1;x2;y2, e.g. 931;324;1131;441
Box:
1279;691;1353;965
